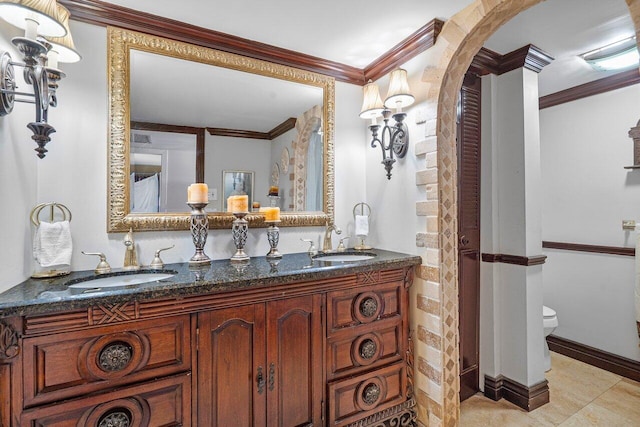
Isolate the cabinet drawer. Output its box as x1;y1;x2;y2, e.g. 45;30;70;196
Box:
21;372;191;426
327;281;402;334
328;361;407;426
22;314;191;407
327;318;403;380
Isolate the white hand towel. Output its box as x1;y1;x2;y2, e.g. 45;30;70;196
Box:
33;220;72;267
355;215;369;237
635;232;640;340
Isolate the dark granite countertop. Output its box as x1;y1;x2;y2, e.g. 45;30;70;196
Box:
0;249;421;318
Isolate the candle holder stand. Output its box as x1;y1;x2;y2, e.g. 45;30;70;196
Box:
231;211;250;262
187;202;211;265
265;220;282;259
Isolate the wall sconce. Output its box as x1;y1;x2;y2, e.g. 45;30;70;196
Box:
0;0;81;159
360;68;415;180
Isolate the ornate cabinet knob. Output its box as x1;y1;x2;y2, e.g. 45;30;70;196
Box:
98;341;133;372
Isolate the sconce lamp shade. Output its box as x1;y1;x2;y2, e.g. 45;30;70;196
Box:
359;79;384;119
45;4;81;63
0;0;66;37
384;68;415;109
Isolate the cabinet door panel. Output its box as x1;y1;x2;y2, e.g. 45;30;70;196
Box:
198;304;266;427
327;318;403;380
20;373;190;427
328;362;406;426
327;282;402;334
266;295;322;427
22;315;190;407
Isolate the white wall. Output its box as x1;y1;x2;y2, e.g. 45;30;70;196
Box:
540;84;640;362
204;134;271;211
0;20;39;288
0;21;368;293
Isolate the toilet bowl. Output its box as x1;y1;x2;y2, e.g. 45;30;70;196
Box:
543;305;558;372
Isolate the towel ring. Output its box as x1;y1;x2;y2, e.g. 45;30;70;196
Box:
30;202;72;226
353;202;372;250
353;202;371;219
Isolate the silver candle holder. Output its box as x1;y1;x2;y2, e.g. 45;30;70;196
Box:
265;220;282;259
231;211;250;262
187;202;211;265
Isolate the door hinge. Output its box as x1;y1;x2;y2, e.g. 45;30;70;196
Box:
196;327;200;352
321;400;325;421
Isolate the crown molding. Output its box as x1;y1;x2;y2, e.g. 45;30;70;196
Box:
61;0;442;86
539;68;640;109
364;19;444;82
60;0;364;83
470;44;553;76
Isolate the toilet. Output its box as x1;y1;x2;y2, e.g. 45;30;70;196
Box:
543;305;559;372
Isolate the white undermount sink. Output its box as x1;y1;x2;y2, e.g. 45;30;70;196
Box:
313;253;376;262
67;272;175;291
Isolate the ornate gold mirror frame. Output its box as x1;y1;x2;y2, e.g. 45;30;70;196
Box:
107;27;335;232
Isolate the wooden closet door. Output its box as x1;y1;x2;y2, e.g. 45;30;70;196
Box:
265;295;323;427
198;304;266;427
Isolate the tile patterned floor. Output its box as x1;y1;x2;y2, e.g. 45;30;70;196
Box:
459;352;640;426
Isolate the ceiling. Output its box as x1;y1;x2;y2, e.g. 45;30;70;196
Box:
484;0;634;96
102;0;472;68
110;0;635;130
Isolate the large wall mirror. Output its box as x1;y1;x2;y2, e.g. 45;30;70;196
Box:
107;27;335;232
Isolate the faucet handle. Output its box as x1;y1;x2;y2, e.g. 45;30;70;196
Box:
81;251;112;275
300;238;317;256
149;245;175;269
337;236;350;252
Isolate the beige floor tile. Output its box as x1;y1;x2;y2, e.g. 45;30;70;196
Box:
589;378;640;422
558;403;638;427
460;352;640;427
546;353;621;403
459;394;553;427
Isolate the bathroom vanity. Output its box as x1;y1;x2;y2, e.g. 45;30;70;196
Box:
0;249;420;426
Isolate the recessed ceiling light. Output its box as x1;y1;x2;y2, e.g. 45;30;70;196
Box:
580;36;639;71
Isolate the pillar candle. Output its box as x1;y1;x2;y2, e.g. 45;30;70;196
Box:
188;183;208;203
227;195;249;213
260;207;280;221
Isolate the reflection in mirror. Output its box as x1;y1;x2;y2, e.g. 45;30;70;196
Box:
107;27;335;232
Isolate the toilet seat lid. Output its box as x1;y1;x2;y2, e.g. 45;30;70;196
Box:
543;306;556;318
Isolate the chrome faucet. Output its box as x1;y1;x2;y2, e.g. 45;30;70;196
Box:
123;228;140;271
322;222;342;253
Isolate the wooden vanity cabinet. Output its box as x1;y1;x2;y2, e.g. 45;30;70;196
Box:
197;294;323;427
0;265;416;427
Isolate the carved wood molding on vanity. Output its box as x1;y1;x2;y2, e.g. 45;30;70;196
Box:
0;320;19;359
23;269;413;335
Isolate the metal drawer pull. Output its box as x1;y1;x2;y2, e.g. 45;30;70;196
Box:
359;339;378;360
98;341;133;372
362;383;381;405
257;366;265;394
268;363;275;391
359;297;378;318
98;409;132;427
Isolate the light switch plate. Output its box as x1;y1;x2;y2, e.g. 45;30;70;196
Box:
622;219;636;230
209;188;218;201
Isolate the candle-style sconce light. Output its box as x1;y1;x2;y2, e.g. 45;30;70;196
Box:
360;68;415;180
0;0;81;159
